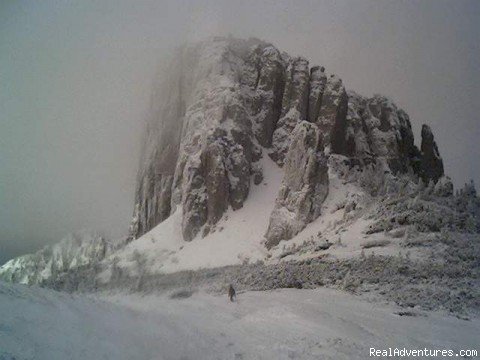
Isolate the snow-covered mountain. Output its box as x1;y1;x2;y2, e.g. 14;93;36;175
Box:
130;36;446;246
1;37;479;299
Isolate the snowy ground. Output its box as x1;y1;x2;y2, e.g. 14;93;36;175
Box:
1;282;478;360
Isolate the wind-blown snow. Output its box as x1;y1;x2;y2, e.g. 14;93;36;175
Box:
1;281;478;360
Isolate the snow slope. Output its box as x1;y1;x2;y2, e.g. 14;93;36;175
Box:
107;155;387;279
102;155;426;280
1;281;478;360
112;156;284;275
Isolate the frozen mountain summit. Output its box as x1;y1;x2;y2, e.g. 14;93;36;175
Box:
131;36;447;247
1;37;479;298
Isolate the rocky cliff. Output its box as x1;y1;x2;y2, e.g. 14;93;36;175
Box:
131;37;445;246
4;37;478;288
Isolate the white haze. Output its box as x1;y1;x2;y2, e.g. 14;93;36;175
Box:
1;0;479;264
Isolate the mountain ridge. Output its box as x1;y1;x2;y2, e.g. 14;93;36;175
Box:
130;36;445;246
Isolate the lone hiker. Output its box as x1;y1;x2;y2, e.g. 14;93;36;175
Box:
228;284;236;302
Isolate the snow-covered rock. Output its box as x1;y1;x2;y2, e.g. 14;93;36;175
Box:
266;121;329;248
2;36;476;290
270;57;310;165
316;74;348;150
0;232;116;285
420;124;445;182
132;37;449;244
244;44;286;147
333;92;420;177
307;66;327;124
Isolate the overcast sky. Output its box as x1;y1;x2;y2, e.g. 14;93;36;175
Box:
1;0;479;265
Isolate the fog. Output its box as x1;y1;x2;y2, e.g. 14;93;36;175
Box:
1;0;479;265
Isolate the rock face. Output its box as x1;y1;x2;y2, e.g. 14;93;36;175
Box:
265;121;329;248
130;37;446;243
134;38;286;241
244;45;286;147
270;57;310;166
315;75;348;151
307;66;327;124
331;92;422;177
1;37;469;288
168;41;259;241
420;124;444;183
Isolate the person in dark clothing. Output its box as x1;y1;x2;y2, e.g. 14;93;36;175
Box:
228;284;236;302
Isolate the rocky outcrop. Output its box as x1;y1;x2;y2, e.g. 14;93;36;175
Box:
172;80;256;240
270;57;310;166
177;128;254;241
420;124;444;183
307;66;327;124
1;37;467;290
265;121;329;248
331;92;421;177
131;39;269;241
316;75;349;151
131;36;447;244
245;45;286;147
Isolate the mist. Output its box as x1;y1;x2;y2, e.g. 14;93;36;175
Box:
1;0;479;265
